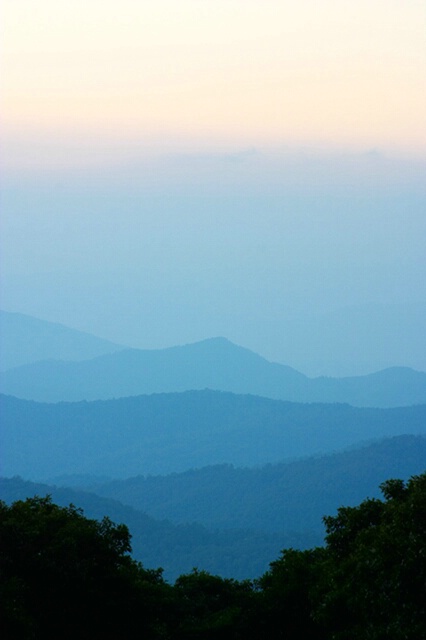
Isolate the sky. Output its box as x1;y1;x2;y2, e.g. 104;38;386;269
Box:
1;0;426;375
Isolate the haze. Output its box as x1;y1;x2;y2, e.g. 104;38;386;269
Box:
1;0;425;375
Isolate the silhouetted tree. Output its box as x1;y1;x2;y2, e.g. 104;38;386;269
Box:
1;473;425;639
320;473;426;639
0;496;171;639
173;568;255;639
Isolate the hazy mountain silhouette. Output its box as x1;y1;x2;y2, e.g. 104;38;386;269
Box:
1;337;425;407
0;476;302;581
0;310;126;371
80;435;426;533
277;301;426;376
2;435;424;579
2;391;426;479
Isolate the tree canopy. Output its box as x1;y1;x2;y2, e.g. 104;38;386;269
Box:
0;496;170;639
1;473;425;639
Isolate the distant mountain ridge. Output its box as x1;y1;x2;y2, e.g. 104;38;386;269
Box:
0;476;295;581
2;390;426;478
1;336;425;407
0;309;125;371
66;434;426;534
2;435;424;580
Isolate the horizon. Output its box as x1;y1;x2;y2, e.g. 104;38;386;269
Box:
1;306;426;378
1;1;425;377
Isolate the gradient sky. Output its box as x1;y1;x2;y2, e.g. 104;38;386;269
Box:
1;1;426;375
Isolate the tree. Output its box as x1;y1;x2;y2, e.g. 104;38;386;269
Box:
0;496;170;639
173;568;255;640
321;473;426;639
255;547;328;640
254;472;426;640
1;473;425;639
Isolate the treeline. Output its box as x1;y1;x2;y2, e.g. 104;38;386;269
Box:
1;473;425;639
3;391;426;479
87;434;426;533
0;476;312;581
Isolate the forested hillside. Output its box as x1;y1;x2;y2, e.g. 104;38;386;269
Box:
2;391;426;478
2;435;424;580
82;435;426;533
0;476;303;580
1;473;425;639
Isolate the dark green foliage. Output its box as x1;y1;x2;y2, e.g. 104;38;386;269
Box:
320;473;426;639
173;569;255;639
0;496;171;640
0;477;291;581
248;473;426;639
2;434;425;581
1;473;425;639
255;547;328;640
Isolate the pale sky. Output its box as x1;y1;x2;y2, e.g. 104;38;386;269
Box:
1;1;426;375
3;0;426;165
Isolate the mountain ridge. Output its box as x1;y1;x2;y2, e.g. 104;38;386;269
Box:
1;337;425;407
2;434;425;580
2;390;426;479
62;434;426;533
0;475;297;581
0;309;126;371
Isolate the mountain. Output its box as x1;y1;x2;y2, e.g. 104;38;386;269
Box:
0;476;310;581
3;436;424;580
0;309;125;371
1;337;425;407
2;391;426;479
80;435;426;534
272;301;426;377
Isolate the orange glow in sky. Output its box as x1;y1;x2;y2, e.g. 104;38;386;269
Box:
2;0;426;167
